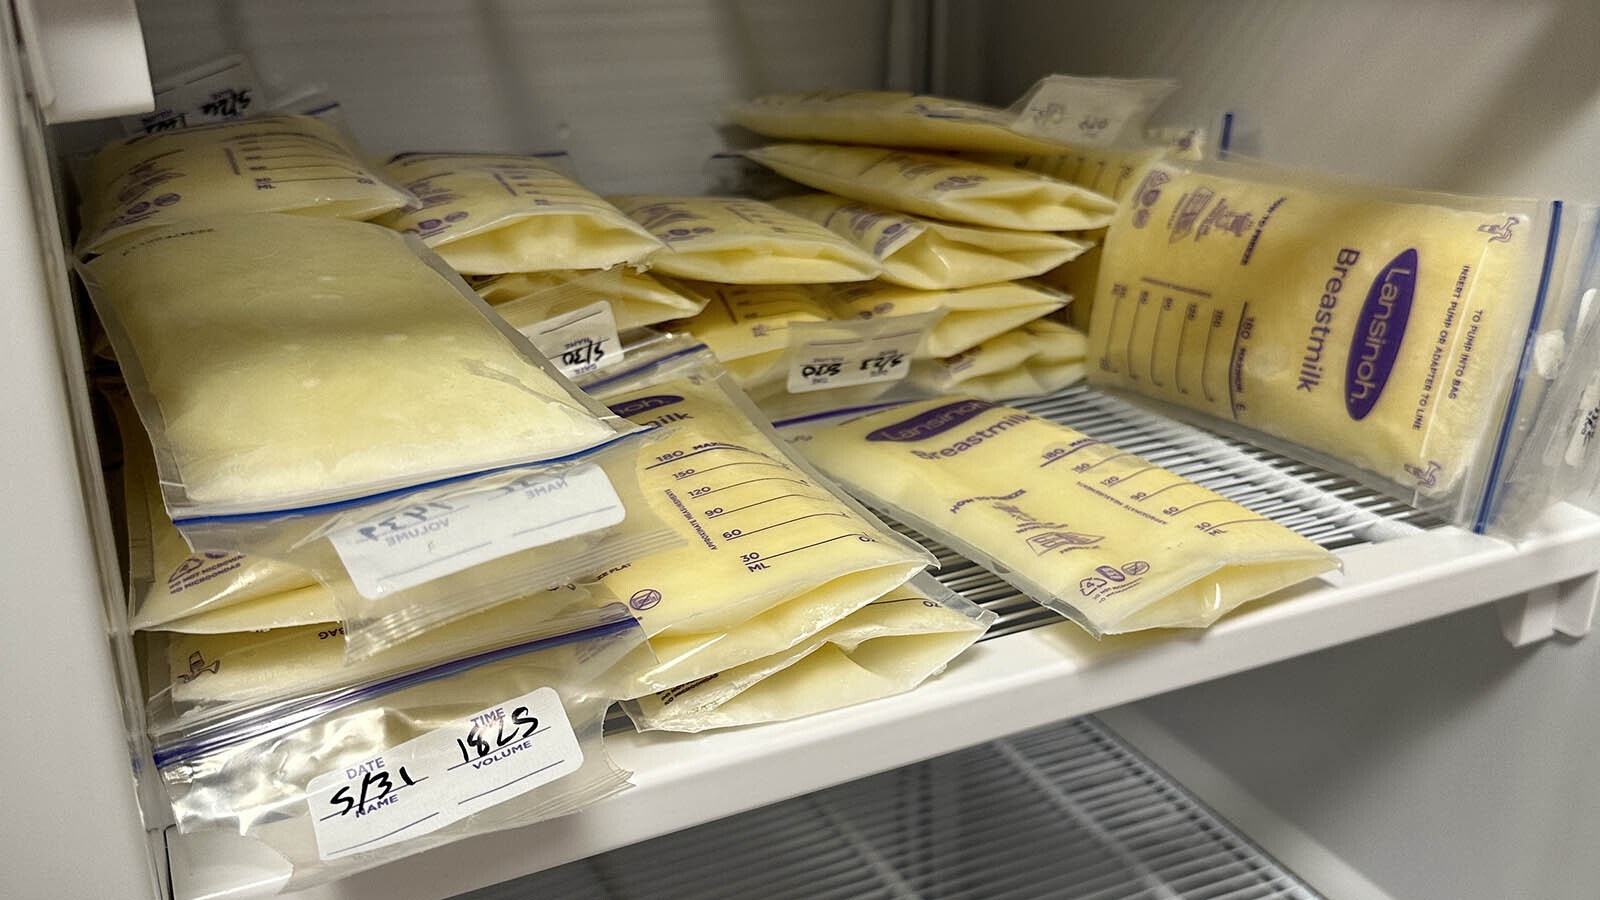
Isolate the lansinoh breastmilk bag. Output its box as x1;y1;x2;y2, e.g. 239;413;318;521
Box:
81;214;675;658
76;113;415;256
576;340;933;697
1088;158;1586;529
152;605;650;892
743;143;1117;232
770;192;1090;290
908;319;1089;402
783;397;1339;637
376;153;663;275
623;574;994;733
610;194;882;284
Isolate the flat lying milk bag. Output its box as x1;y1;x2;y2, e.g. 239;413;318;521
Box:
152;606;649;892
149;584;591;719
79;214;622;514
668;281;834;395
376;153;663;275
623;574;995;733
105;378;338;633
1088;158;1559;522
579;343;933;697
825;279;1070;358
729;89;1091;155
785;397;1339;636
474;268;704;331
770;192;1090;289
908;319;1089;401
610;194;881;284
743;144;1117;232
76;113;414;256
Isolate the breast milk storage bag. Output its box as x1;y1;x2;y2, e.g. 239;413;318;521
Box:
576;340;933;697
1089;159;1588;531
80;214;673;658
785;397;1338;636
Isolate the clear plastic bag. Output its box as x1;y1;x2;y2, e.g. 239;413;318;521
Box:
1087;157;1598;533
622;573;995;733
152;605;649;892
82;214;678;658
781;397;1339;637
376;152;663;275
610;194;882;284
742;143;1117;232
574;338;935;697
474;267;705;332
75;113;416;256
769;192;1090;290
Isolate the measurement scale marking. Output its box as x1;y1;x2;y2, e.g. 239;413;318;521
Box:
645;444;767;469
1123;293;1145;382
759;531;874;562
1148;299;1170;388
708;492;817;517
1227;301;1251;420
1038;439;1107;468
698;475;810;496
676;460;790;478
1138;276;1212;298
1175;497;1233;515
725;511;850;541
1082;451;1140;471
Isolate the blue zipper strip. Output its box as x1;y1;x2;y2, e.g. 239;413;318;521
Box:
1473;200;1567;533
582;343;710;393
152;613;637;769
172;427;652;528
769;400;910;430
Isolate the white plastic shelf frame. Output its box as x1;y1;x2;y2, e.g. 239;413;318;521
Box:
171;386;1600;900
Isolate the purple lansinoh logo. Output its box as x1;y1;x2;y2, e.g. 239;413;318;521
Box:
866;399;994;442
608;395;684;418
1345;249;1417;420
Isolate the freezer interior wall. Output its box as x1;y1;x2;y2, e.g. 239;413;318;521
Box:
966;3;1600;900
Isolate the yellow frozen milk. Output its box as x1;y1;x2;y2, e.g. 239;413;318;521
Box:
1089;159;1549;507
586;369;931;649
610;194;881;284
744;143;1117;232
824;279;1070;358
730;89;1087;155
376;153;662;275
770;192;1090;289
670;281;834;394
909;319;1088;401
623;575;995;732
474;268;703;331
788;397;1339;636
80;214;620;512
76;114;414;255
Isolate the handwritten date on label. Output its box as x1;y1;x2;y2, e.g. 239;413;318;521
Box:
308;686;583;860
787;328;922;394
527;301;622;378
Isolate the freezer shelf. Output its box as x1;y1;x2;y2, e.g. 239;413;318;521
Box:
463;715;1322;900
181;386;1600;900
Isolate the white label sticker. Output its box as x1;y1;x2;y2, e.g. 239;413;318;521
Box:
525;302;622;378
123;57;262;136
1010;76;1176;147
308;686;582;861
786;326;923;394
329;464;624;599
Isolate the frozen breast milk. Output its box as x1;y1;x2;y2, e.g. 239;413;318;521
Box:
825;279;1070;358
582;359;931;688
909;319;1089;401
787;397;1339;636
76;114;414;256
744;143;1117;232
670;281;834;393
771;192;1090;289
610;195;881;284
376;153;662;275
474;268;704;331
623;575;995;732
80;214;619;512
1089;160;1550;508
730;89;1088;155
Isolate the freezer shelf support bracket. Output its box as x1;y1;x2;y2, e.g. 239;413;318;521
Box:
1497;569;1600;647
